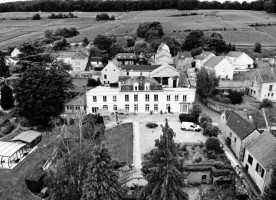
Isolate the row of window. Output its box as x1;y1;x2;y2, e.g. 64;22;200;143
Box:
247;155;265;178
66;106;85;110
267;93;274;97
92;95;187;102
92;104;174;112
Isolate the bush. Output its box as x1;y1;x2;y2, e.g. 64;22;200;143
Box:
1;84;14;110
206;137;223;154
32;13;41;20
48;12;77;19
228;90;243;104
225;137;231;147
136;22;163;41
220;97;231;104
146;122;158;129
87;78;101;87
96;13;115;21
25;162;46;193
195;157;202;163
179;113;196;123
127;37;135;47
259;98;273;109
204;125;220;137
1;120;13;135
254;42;262;53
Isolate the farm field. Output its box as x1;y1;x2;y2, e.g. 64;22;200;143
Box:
1;10;276;49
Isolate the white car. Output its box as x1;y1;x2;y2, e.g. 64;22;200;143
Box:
181;122;201;131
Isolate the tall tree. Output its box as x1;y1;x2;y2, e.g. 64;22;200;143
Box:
0;52;10;78
1;84;14;110
81;145;123;200
264;167;276;200
14;64;73;125
196;68;219;98
191;104;202;122
139;119;188;200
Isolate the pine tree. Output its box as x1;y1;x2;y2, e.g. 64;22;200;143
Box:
81;145;123;200
139;119;188;200
1;84;14;110
264;167;276;200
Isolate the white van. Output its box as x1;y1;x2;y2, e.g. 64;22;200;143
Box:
181;122;201;131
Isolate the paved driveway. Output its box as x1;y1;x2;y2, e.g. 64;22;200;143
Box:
140;121;207;156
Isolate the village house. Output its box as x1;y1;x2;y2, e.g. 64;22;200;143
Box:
5;48;21;66
175;51;193;71
195;51;215;69
115;53;137;65
219;111;260;161
248;67;276;102
101;60;121;85
226;51;254;71
203;56;234;80
90;57;104;70
64;95;86;114
86;76;196;114
243;132;276;195
152;43;174;65
57;49;89;77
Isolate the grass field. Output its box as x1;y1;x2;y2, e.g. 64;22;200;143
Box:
105;122;133;165
1;9;276;49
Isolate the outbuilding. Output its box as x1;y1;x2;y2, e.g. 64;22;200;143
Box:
11;131;42;148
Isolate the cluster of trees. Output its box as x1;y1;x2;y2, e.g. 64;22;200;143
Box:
87;78;101;87
48;12;77;19
44;27;79;44
182;31;236;56
136;22;164;41
212;89;244;105
199;114;220;137
0;0;267;12
96;13;115;21
32;13;41;20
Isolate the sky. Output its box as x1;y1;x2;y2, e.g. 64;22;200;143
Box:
0;0;257;2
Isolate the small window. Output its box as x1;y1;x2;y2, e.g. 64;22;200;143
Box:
113;104;117;111
256;163;265;178
103;105;108;110
268;93;270;97
269;85;273;91
175;95;178;101
134;104;138;112
154;104;158;112
134;94;138;102
103;96;107;102
145;94;149;102
183;95;187;101
125;104;129;112
113;96;117;102
167;95;170;101
247;155;253;165
234;137;237;143
104;75;107;79
125;95;129;102
230;132;232;137
127;72;129;76
145;104;149;112
154;94;158;102
93;96;97;102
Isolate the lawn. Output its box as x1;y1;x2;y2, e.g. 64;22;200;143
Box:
105;122;133;165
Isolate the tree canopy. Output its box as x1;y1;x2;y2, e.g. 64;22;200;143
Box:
139;119;188;200
196;68;219;98
1;84;14;110
14;64;73;125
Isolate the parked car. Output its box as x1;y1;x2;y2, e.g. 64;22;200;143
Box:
181;122;201;131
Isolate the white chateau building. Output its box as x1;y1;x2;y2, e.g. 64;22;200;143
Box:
86;76;196;114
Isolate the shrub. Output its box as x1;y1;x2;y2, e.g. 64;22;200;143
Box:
25;161;46;193
206;137;223;154
228;90;243;104
48;12;77;19
136;22;163;41
254;42;262;53
1;120;13;135
146;122;158;129
179;113;196;123
204;125;220;137
220;97;231;104
96;13;115;21
259;98;273;109
195;157;202;163
199;142;204;148
127;37;135;47
1;84;14;110
32;13;41;20
87;78;101;87
225;137;231;147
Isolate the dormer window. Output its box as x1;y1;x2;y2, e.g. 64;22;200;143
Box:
133;83;139;91
145;82;150;91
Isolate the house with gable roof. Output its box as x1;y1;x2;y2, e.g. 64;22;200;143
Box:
203;56;234;80
101;59;121;84
175;51;193;71
226;51;254;71
218;111;260;161
153;43;174;65
115;53;137;65
195;51;215;69
243;132;276;195
248;67;276;101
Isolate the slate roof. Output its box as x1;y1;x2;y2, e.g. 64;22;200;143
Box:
246;132;276;170
195;51;213;60
235;110;267;130
115;53;136;60
11;131;41;144
90;57;103;62
120;65;160;72
224;110;231;121
226;111;256;140
118;76;162;91
218;80;245;89
203;56;224;69
65;95;85;106
177;51;192;59
263;107;276;126
254;67;276;83
226;51;244;58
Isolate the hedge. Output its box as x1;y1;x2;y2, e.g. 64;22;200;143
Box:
179;113;196;123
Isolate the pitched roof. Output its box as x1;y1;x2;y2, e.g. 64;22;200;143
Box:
263;107;276;127
235;110;267;130
11;131;41;143
120;65;160;72
203;56;225;68
195;51;214;60
218;80;245;89
253;67;276;83
90;57;103;62
65;95;85;106
72;50;88;60
226;111;256;140
177;51;192;59
115;53;136;60
157;43;170;53
118;76;162;91
224;110;231;121
246;132;276;170
226;51;244;58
